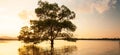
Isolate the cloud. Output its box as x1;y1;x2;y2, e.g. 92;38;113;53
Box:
72;0;117;13
18;10;28;20
18;0;118;19
18;10;38;20
41;0;117;13
93;0;117;13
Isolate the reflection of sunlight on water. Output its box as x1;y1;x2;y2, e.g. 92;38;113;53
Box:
75;40;120;55
0;40;76;55
0;40;120;55
0;41;22;55
119;41;120;54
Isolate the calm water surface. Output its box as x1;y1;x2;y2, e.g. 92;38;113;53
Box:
0;40;120;55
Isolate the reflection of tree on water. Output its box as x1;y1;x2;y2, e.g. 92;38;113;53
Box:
18;45;41;55
18;44;77;55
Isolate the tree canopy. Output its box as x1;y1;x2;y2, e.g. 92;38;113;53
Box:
18;1;76;44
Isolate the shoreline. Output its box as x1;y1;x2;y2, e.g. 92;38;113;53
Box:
0;38;120;41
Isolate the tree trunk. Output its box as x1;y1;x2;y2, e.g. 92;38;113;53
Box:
51;39;54;48
50;39;54;55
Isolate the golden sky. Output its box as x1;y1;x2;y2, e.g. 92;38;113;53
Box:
0;0;120;38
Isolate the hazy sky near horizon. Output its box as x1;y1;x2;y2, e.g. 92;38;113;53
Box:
0;0;120;38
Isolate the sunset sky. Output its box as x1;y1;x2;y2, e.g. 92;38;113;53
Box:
0;0;120;38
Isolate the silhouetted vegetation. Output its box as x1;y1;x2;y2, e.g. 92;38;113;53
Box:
68;38;120;41
18;0;76;48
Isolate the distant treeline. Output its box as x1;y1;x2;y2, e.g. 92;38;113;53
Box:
61;38;120;41
0;38;17;40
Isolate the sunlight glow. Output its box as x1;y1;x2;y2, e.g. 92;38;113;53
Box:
0;0;120;38
0;15;25;37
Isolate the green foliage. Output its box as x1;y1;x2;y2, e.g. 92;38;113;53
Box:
18;1;76;44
